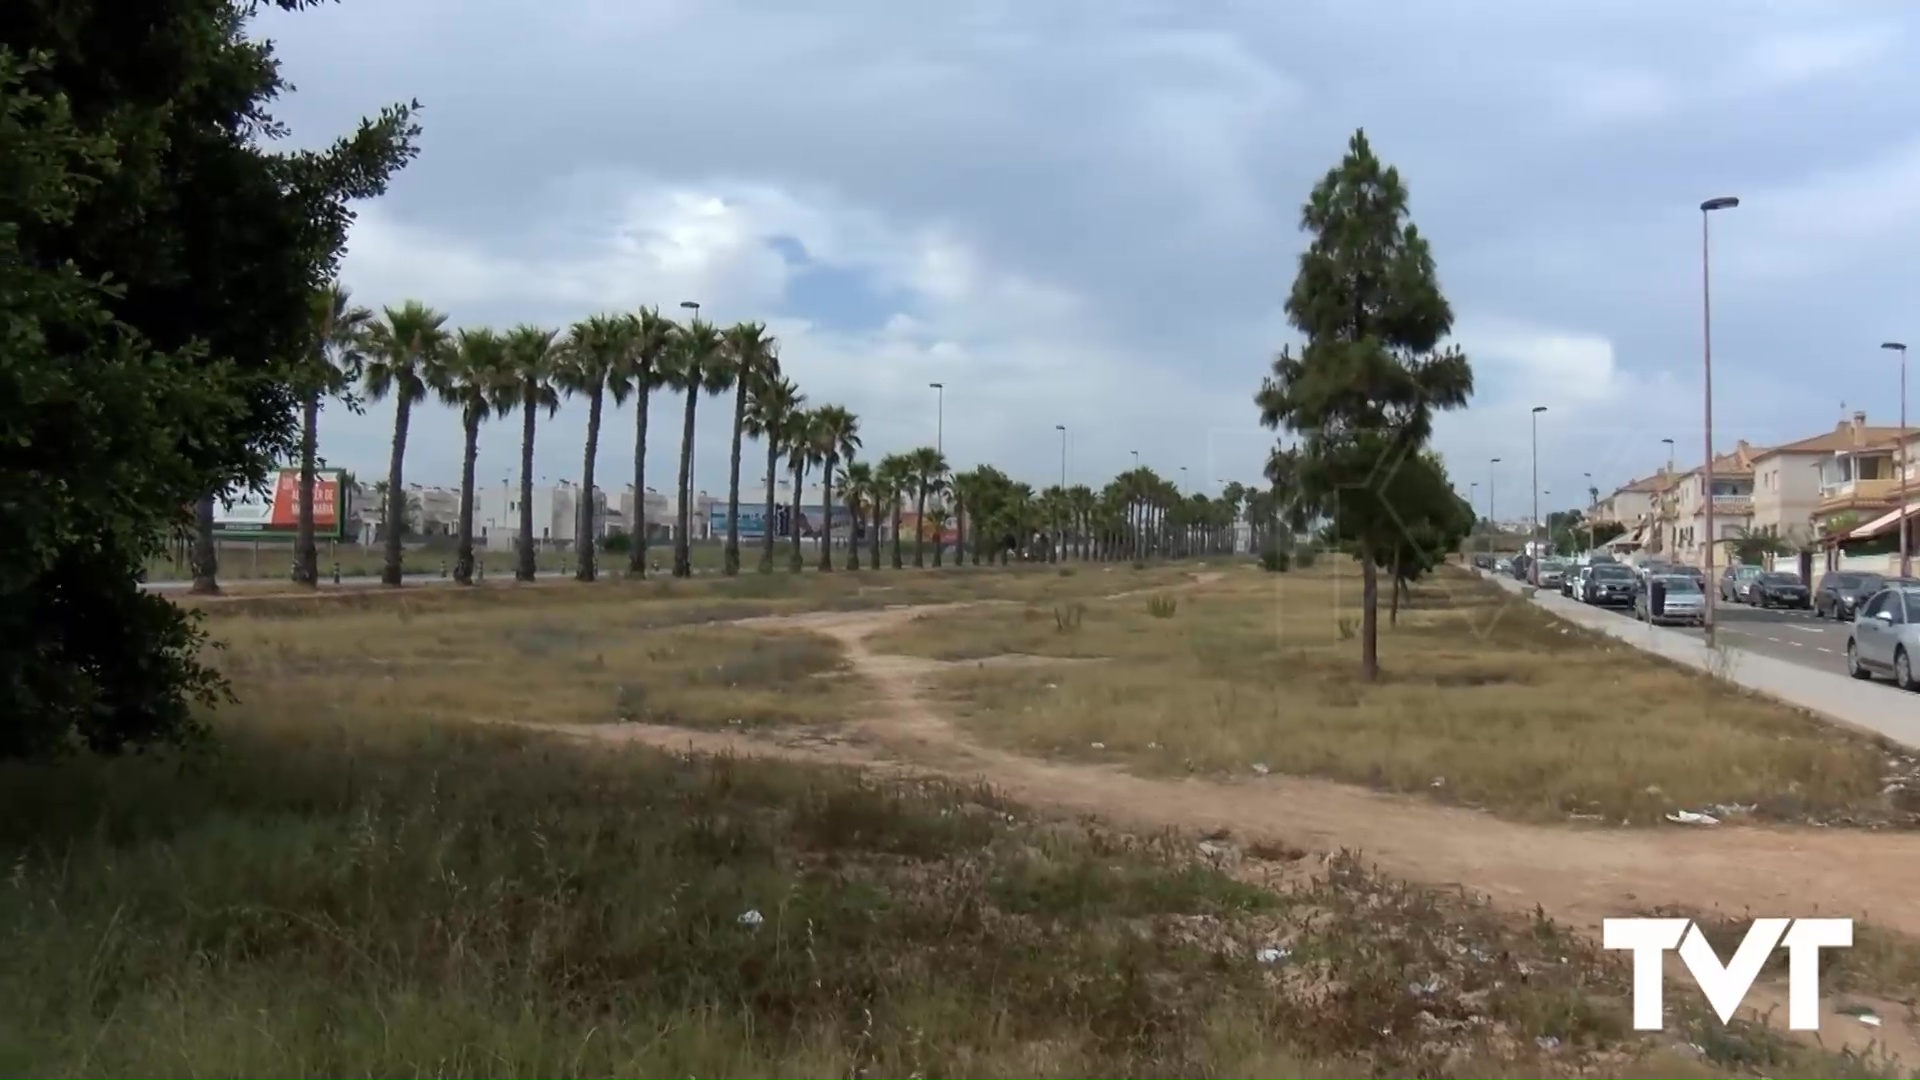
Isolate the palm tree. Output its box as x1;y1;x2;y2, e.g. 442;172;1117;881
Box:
362;301;451;586
784;407;819;573
502;325;563;581
839;461;874;571
293;282;371;586
867;458;891;570
623;308;677;577
721;322;779;576
810;405;861;572
558;314;635;582
744;376;803;574
906;446;949;568
876;453;913;570
436;327;514;584
665;319;729;577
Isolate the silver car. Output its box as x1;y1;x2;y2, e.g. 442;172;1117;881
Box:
1634;574;1705;626
1846;586;1920;690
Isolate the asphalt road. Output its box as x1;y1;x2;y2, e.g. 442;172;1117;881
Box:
1571;588;1864;680
141;569;577;592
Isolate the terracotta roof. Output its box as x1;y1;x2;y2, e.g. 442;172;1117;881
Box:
1752;414;1906;460
1672;440;1766;478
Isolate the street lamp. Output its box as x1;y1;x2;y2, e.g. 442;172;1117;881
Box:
677;300;702;574
1055;424;1068;487
1885;341;1911;578
1131;449;1140;469
1699;194;1739;648
1660;437;1676;554
1488;457;1500;557
1530;406;1547;584
928;382;944;456
1584;470;1595;553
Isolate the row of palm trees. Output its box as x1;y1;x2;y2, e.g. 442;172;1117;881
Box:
187;286;1279;592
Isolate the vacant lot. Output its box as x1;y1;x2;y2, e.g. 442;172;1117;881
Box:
0;711;1862;1077
886;564;1917;827
3;558;1908;1075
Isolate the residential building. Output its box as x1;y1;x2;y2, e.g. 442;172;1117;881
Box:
616;486;674;543
1750;412;1906;559
1667;440;1763;569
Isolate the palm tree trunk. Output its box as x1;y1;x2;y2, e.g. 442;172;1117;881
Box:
190;493;219;595
724;381;748;575
890;498;903;569
674;389;699;578
818;455;836;572
628;384;651;577
576;386;603;582
759;443;779;573
913;482;928;568
455;403;481;585
788;457;806;573
382;397;411;587
954;498;967;567
517;390;538;582
294;390;320;586
869;498;883;570
846;497;862;570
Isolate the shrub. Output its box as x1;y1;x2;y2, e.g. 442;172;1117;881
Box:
1146;596;1178;619
1294;546;1319;569
1259;547;1291;573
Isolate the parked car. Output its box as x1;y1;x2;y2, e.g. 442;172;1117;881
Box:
1582;563;1637;607
1750;571;1810;610
1719;564;1765;603
1536;559;1571;589
1846;586;1920;689
1815;572;1887;621
1634;573;1706;626
1471;553;1495;570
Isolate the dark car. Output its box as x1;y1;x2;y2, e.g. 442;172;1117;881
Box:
1816;572;1886;621
1751;571;1810;609
1582;563;1637;607
1511;554;1533;581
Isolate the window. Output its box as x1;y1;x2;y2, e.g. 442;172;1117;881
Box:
1861;591;1892;620
1894;593;1915;625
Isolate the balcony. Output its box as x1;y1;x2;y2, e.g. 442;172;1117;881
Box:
1708;493;1752;516
1816;477;1903;514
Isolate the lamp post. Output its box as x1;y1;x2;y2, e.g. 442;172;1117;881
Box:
1056;424;1068;561
1471;481;1480;551
928;382;944;456
1884;341;1910;578
675;300;702;575
1660;437;1676;555
1488;458;1500;557
1584;471;1595;553
1699;194;1739;648
1530;406;1547;584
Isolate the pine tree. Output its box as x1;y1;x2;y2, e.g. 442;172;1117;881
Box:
1255;129;1474;681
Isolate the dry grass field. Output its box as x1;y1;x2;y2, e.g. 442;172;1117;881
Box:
0;558;1912;1076
882;563;1918;828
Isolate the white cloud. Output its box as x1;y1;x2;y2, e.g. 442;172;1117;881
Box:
1729;23;1897;93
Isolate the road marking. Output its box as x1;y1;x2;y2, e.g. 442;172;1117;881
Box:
1780;624;1828;635
1790;640;1805;647
1818;646;1834;654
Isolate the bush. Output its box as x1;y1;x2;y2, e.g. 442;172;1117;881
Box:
1259;547;1290;572
1146;595;1177;619
601;531;632;554
1293;546;1319;569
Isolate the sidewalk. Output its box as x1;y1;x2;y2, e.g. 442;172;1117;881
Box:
1477;570;1920;751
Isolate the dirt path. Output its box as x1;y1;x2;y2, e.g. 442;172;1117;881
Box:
522;571;1920;1058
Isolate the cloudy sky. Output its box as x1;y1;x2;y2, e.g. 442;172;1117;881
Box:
259;0;1920;518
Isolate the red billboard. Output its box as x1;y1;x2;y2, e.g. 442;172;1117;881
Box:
214;469;347;539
